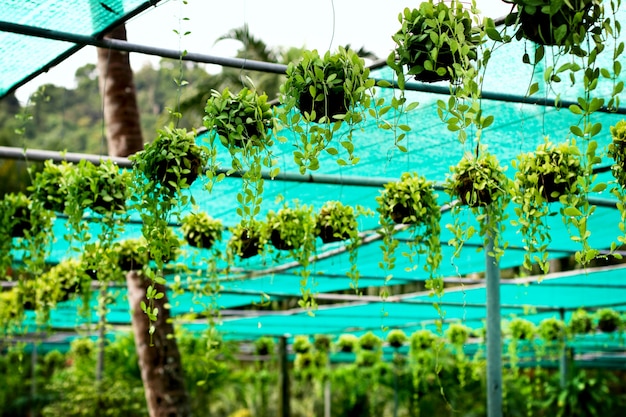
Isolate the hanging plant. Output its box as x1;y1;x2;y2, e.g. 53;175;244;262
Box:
538;317;567;342
336;334;359;353
503;0;602;49
409;329;437;353
511;138;584;273
84;160;131;216
2;193;36;239
180;212;223;250
266;201;318;310
569;309;594;335
254;336;275;356
445;322;470;346
508;317;536;341
608;120;626;187
388;1;481;84
445;148;512;260
29;160;71;213
386;329;408;349
203;86;278;222
44;259;84;302
114;237;149;272
132;124;208;194
314;334;332;353
358;331;383;351
277;46;381;173
226;219;267;261
377;172;442;294
595;308;622;333
292;335;312;354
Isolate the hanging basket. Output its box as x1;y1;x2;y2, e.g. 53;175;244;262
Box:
297;88;348;123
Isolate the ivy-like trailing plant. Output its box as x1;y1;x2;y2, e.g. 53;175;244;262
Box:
335;334;359;353
254;336;275;356
358;331;383;351
44;259;84;303
314;200;365;291
511;138;585;273
203;86;278;222
266;201;318;310
277;46;386;173
226;218;267;261
386;329;408;349
180;212;223;250
569;308;594;335
538;317;567;342
388;1;480;84
29;160;71;213
507;317;536;373
595;308;622;333
445;322;470;346
445;147;511;263
0;193;52;284
608;120;626;253
130;124;209;334
503;0;602;49
292;335;312;354
114;237;149;272
377;172;442;296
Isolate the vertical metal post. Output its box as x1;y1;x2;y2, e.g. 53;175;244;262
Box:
324;373;331;417
96;285;107;382
559;309;569;388
31;341;38;417
278;336;291;417
485;234;503;417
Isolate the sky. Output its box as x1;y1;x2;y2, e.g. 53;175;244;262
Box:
14;0;513;102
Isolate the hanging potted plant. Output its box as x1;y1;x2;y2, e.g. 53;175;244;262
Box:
227;219;267;260
335;334;359;353
131;124;208;194
29;160;71;213
569;309;594;335
114;237;149;272
84;160;131;216
608;119;626;187
503;0;602;48
314;200;359;244
409;329;437;353
203;86;278;222
266;202;316;252
508;317;536;341
277;46;379;173
2;193;36;239
180;212;223;250
595;308;622;333
386;329;408;349
445;322;470;346
292;335;312;354
511;138;584;273
377;172;442;293
358;331;383;351
445;147;512;260
254;336;275;356
538;317;567;342
387;1;481;85
45;259;84;302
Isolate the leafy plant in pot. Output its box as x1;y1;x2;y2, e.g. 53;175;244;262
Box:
445;147;512;261
569;308;594;335
595;308;622;333
388;0;481;85
277;46;380;173
266;201;318;309
226;219;267;261
377;172;442;295
203;86;278;222
511;138;584;273
181;212;223;250
29;160;71;213
336;334;359;353
358;331;383;351
386;329;408;349
538;317;566;342
503;0;602;49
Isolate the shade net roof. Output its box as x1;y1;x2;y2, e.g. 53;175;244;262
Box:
0;0;160;97
2;0;626;366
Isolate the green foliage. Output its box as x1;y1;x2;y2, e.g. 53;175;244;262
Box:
569;309;594;334
504;0;603;49
180;211;223;249
445;323;470;346
336;334;358;353
254;336;275;356
595;307;622;333
409;329;436;353
608;119;626;187
277;46;378;173
113;237;149;272
388;1;480;85
386;329;408;348
512;138;584;273
377;172;442;293
358;331;383;351
445;148;511;262
508;317;537;341
538;317;567;342
292;335;312;354
29;160;70;213
226;218;267;261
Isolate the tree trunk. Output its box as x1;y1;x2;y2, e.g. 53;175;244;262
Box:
97;24;191;416
96;24;144;157
126;271;192;417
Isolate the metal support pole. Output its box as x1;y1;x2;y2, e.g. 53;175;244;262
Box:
31;341;38;417
485;233;503;417
558;309;569;388
324;374;331;417
278;336;290;417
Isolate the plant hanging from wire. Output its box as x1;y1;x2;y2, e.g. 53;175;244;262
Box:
277;46;394;173
203;84;278;223
377;172;442;296
444;145;512;264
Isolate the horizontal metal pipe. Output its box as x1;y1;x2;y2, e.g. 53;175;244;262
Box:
0;20;288;75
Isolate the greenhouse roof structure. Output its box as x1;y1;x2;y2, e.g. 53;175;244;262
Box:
2;0;626;373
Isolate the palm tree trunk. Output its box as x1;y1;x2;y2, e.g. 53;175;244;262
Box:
126;271;192;417
97;24;191;416
96;24;144;157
